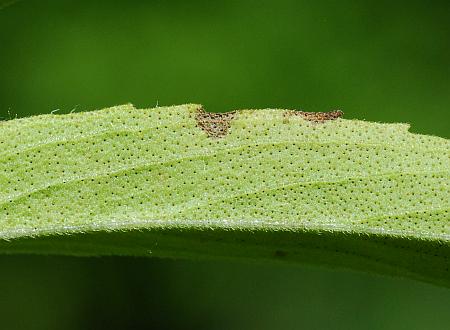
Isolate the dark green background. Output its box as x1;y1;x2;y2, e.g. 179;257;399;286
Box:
0;1;449;329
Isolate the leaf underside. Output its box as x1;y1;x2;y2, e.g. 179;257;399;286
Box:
0;104;449;286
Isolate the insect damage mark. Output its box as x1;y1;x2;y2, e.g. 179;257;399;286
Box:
195;107;236;138
284;110;344;123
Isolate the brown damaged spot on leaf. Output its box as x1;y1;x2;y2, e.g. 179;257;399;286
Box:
195;107;236;138
284;110;344;123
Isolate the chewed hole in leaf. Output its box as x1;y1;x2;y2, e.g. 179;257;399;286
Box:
284;110;344;122
195;107;236;138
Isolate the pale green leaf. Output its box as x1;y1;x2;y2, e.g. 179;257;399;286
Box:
0;104;449;286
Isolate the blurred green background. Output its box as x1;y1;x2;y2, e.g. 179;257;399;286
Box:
0;0;449;329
